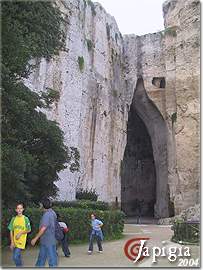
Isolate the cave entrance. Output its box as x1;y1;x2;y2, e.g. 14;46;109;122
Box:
121;107;156;217
121;78;169;218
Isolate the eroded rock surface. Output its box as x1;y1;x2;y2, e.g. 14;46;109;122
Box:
24;0;200;216
158;204;200;224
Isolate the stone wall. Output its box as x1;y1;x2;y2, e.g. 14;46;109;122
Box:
24;0;200;216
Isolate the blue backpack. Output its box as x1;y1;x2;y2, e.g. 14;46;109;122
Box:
55;221;64;241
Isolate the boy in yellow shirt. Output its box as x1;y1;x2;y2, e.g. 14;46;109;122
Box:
8;203;31;266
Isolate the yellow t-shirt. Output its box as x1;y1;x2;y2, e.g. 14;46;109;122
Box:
8;215;31;249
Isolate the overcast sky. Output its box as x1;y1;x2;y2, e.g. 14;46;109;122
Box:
92;0;165;35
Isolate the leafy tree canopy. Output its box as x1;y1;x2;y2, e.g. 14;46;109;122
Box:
2;1;66;78
2;1;79;206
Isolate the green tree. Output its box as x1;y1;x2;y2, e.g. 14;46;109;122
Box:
2;1;65;78
2;1;78;206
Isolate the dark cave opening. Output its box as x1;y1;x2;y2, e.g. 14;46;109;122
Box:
152;77;166;88
121;105;156;217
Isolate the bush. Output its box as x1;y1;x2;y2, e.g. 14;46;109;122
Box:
78;56;84;71
76;188;98;201
41;87;60;108
68;147;80;173
171;112;177;124
171;219;200;244
163;26;177;37
86;39;93;51
2;207;125;246
53;200;110;211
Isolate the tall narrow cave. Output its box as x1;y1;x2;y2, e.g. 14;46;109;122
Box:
121;78;169;218
121;105;156;217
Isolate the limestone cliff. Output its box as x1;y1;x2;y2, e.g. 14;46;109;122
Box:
25;0;126;202
123;0;200;216
24;0;200;217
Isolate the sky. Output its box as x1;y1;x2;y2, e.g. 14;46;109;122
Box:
92;0;165;35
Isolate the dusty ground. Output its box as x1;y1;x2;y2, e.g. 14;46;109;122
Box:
2;223;200;268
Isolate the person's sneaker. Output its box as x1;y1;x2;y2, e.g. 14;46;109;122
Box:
88;250;92;255
65;255;70;257
98;251;103;253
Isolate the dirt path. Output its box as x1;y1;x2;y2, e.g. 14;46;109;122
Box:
2;224;200;267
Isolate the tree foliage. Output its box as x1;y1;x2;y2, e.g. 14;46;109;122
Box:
2;1;66;78
2;1;78;206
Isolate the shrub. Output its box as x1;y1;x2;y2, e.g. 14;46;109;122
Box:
41;87;60;108
78;56;84;72
171;219;200;244
163;26;177;37
53;200;110;211
76;188;98;201
86;39;93;51
2;207;125;246
68;147;80;173
171;112;177;124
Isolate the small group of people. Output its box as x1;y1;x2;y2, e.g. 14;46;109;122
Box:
8;198;104;267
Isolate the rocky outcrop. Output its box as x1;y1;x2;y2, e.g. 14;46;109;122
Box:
158;204;200;224
163;0;200;214
24;0;200;217
122;0;200;215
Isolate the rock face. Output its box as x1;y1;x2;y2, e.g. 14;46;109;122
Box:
158;204;200;225
24;0;200;217
163;0;200;215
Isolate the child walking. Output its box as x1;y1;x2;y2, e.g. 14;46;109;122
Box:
8;203;31;266
88;213;103;254
56;213;71;257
